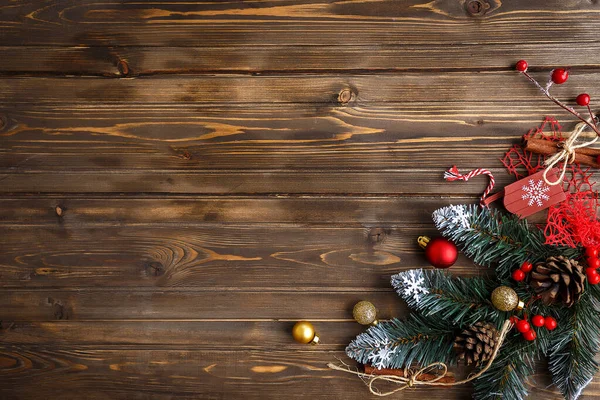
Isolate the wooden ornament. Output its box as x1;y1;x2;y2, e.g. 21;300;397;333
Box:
484;168;566;218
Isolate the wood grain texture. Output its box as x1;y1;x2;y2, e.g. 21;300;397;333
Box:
4;45;600;76
0;347;481;400
0;73;597;104
0;197;476;225
2;0;600;47
0;102;564;174
0;223;487;289
4;0;600;398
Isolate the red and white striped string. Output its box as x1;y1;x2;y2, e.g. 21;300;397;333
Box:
444;166;496;206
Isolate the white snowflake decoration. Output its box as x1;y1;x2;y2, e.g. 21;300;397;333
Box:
432;204;473;231
399;269;429;304
367;337;397;370
448;204;471;229
521;179;550;207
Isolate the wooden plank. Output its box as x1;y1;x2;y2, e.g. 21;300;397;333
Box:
1;0;600;47
0;72;595;104
0;197;478;226
0;223;486;288
0;320;363;348
3;44;600;76
0;290;407;321
0;170;518;195
0;347;484;400
0;101;565;173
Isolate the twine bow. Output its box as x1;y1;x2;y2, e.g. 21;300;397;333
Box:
543;121;598;186
328;320;512;397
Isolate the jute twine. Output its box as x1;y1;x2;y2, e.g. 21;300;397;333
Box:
327;319;512;397
543;121;598;186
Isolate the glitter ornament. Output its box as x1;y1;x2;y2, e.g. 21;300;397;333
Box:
491;286;524;312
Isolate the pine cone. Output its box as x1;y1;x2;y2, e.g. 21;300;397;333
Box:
530;255;585;307
453;321;499;366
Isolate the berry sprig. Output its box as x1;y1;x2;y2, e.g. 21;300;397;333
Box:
515;60;600;138
585;246;600;285
513;314;557;341
511;261;532;282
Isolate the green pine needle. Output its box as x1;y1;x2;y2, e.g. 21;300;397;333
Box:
345;313;455;370
432;204;580;279
548;290;600;400
392;269;507;328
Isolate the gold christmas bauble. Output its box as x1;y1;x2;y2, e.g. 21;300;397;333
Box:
491;286;524;311
353;301;378;325
292;321;319;344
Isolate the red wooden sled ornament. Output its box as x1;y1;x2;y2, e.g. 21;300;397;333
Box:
483;168;566;218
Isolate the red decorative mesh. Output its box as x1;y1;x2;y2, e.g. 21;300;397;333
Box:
502;117;600;249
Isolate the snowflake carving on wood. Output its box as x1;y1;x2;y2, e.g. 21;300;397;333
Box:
522;179;551;207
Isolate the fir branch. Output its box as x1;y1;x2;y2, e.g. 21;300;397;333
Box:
392;269;506;328
432;204;580;279
473;332;538;400
548;290;600;400
345;314;455;370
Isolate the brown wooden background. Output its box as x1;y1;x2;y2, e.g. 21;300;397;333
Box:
1;0;600;399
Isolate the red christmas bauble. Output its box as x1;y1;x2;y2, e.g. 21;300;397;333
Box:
424;237;458;269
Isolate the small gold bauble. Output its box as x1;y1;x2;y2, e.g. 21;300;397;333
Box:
353;301;378;325
491;286;524;311
292;321;319;344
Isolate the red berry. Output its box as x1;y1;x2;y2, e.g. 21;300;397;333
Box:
587;257;600;269
523;329;537;341
531;315;545;327
516;320;531;333
586;247;599;258
520;261;533;273
512;269;526;281
544;316;558;331
515;60;528;72
551;68;569;84
586;267;598;278
577;93;591;106
589;272;600;285
510;316;519;325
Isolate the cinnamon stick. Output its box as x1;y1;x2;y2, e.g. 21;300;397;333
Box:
522;137;600;168
363;365;456;383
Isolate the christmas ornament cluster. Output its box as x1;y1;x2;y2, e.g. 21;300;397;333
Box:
333;63;600;400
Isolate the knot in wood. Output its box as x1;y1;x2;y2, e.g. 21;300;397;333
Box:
367;228;386;244
337;88;354;105
465;0;489;16
145;261;165;277
0;114;7;131
55;205;64;217
181;151;192;160
117;60;130;76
